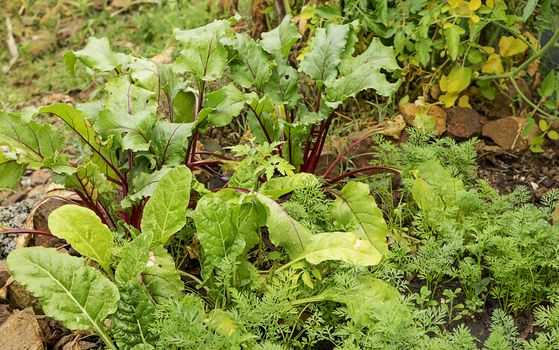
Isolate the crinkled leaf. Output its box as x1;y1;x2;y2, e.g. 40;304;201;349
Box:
173;20;232;81
48;205;114;273
103;77;157;116
193;190;258;278
299;231;382;266
330;182;388;255
111;281;158;350
299;23;349;83
143;246;184;300
141;166;192;244
0;111;70;173
95;109;156;152
150;122;194;167
261;15;301;58
225;33;273;90
198;85;253;127
255;193;312;258
7;247;119;331
64;162;114;204
115;232;153;285
325;38;400;106
264;61;300;108
123;167;172;208
65;37;129;75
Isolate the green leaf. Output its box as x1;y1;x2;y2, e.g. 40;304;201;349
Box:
299;23;349;83
444;24;464;61
548;130;559;140
66;37;129;74
299;232;382;266
150;122;194;167
141;166;192;244
330;182;388;255
40;104;119;180
64;162;114;205
538;71;555;97
103;77;157;116
264;61;300;108
539;119;549;132
115;232;153;285
198;85;253;127
123;167;172;208
411;160;466;211
261;15;301;58
173;90;196;123
255;193;313;258
440;66;472;94
225;33;273;90
111;281;158;350
245;95;282;144
522;0;539;22
143;246;184;300
173;20;232;81
48;205;114;273
259;173;320;199
0;111;70;172
7;247;119;335
325;38;401;106
0;153;23;189
193;190;259;278
95;109;156;152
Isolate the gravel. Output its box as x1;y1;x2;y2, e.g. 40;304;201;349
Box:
0;198;38;259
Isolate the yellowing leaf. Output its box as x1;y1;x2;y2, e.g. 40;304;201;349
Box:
440;66;472;94
470;14;480;24
439;93;460;107
448;0;461;8
458;95;472;108
481;46;495;54
486;0;494;9
499;36;528;57
482;53;504;74
468;0;482;11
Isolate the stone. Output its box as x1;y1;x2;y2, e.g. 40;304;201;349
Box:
445;107;483;138
0;308;44;350
482;117;534;150
29;170;52;186
8;282;41;312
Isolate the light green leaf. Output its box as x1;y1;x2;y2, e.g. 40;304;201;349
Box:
198;85;253;127
65;37;129;75
123;167;172;208
7;247;119;334
255;193;313;258
261;15;301;58
411;160;466;211
150;122;194;167
64;162;114;204
444;24;464;61
0;111;70;172
95;109;156;152
522;0;539;22
115;232;153;285
0;153;23;189
264;61;300;108
173;20;232;81
330;182;388;255
103;77;157;116
225;33;273;89
325;38;401;106
299;23;349;83
259;173;320;199
548;130;559;140
299;231;382;266
111;281;158;350
48;205;114;273
141;166;192;244
538;71;555;97
143;246;184;300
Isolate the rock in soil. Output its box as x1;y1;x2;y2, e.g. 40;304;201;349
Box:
0;307;44;350
482;116;533;150
445;107;484;139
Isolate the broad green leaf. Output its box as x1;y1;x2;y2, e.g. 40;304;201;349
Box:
193;190;258;278
174;20;232;81
173;90;196;123
150;122;194;167
198;85;253;127
225;33;273;90
245;95;282;144
129;57;159;92
261;15;301;58
299;232;382;266
39;104;119;180
7;247;119;332
0;111;70;172
330;182;388;255
48;205;114;273
65;37;129;75
0;153;23;189
538;71;555;97
111;281;158;350
499;36;528;57
103;77;157;116
411;160;466;211
415;39;432;67
64;162;114;204
259;173;319;199
317;277;403;327
115;232;153;285
299;23;349;83
263;61;300;108
95;109;156;152
143;246;184;300
325;38;401;106
255;193;313;258
123;167;172;208
141;166;192;244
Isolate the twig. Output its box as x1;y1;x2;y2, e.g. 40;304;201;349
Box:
2;16;19;73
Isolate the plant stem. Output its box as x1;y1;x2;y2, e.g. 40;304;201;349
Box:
0;228;53;236
509;77;556;119
324;166;400;185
